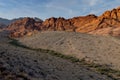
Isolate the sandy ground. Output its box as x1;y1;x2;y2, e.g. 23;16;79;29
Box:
0;31;114;79
19;31;120;70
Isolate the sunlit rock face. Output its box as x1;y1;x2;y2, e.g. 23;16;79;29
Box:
8;7;120;37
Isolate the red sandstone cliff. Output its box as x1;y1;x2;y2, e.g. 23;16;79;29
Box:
8;7;120;37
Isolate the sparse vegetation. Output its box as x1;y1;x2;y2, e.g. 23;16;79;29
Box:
9;38;81;63
9;38;120;80
9;38;30;49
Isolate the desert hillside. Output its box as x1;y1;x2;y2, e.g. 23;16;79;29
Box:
0;30;115;80
1;0;120;80
18;31;120;70
1;5;120;80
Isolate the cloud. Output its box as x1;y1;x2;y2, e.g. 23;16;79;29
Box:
0;0;120;19
89;0;97;6
45;3;73;15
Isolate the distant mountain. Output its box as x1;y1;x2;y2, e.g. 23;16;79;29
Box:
0;18;11;25
7;6;120;37
34;17;43;22
0;23;7;29
0;17;43;29
0;17;25;28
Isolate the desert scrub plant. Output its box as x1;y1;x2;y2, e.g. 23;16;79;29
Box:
9;38;81;63
9;38;120;80
9;38;30;49
86;63;120;80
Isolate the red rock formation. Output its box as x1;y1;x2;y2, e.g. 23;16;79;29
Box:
8;17;42;37
41;17;75;31
8;6;120;37
88;7;120;36
8;15;96;37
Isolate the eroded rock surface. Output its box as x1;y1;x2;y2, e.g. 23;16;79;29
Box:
7;7;120;37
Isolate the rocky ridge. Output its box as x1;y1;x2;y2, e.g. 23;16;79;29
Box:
7;7;120;37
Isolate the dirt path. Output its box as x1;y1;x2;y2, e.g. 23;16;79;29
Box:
0;31;114;80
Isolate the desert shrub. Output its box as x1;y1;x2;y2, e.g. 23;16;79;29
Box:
9;38;30;49
9;38;120;80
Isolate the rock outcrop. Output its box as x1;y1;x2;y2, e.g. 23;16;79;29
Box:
8;17;43;37
8;7;120;37
8;15;97;37
89;7;120;36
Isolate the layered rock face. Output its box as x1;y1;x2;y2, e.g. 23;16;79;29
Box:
8;17;43;37
89;7;120;36
8;15;97;37
8;7;120;37
41;15;97;32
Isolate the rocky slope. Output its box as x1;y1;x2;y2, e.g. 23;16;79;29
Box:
8;17;43;37
19;31;120;70
8;15;97;37
7;7;120;37
0;30;114;80
89;7;120;36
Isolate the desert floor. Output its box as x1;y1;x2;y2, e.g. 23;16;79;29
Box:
0;30;119;80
